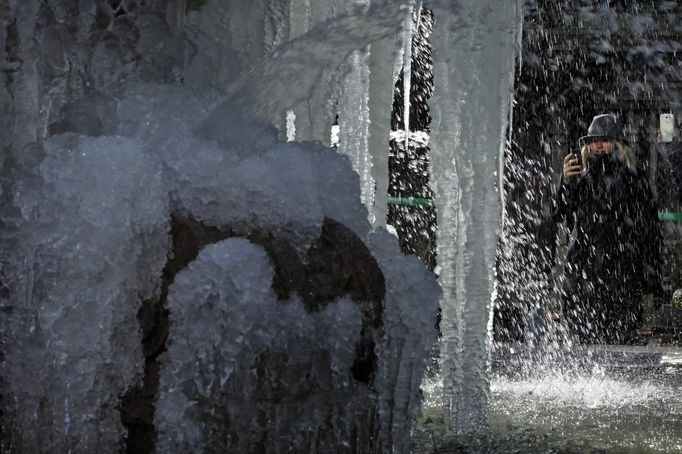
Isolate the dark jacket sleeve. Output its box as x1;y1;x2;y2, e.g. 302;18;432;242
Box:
553;175;580;228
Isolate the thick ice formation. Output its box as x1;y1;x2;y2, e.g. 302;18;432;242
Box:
1;0;520;451
369;229;441;452
3;76;434;450
429;0;522;436
1;135;168;452
2;6;439;450
154;229;439;452
154;238;367;452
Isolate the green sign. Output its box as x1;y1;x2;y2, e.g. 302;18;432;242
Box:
659;212;682;221
387;197;435;208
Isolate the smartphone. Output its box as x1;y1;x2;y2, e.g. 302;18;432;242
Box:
571;148;583;172
660;113;675;143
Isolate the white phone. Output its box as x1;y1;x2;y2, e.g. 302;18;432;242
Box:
660;113;675;143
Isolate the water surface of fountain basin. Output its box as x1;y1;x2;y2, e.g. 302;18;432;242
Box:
416;344;682;453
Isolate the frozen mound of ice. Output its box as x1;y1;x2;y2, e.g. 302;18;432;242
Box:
1;1;445;452
113;81;370;246
155;238;372;453
168;144;371;246
113;82;219;141
154;231;440;453
0;134;169;453
1;81;436;452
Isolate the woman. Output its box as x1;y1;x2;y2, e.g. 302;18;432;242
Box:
555;114;662;343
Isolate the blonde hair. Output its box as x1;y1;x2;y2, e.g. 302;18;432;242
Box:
581;140;630;173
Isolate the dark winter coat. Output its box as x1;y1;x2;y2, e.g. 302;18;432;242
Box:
554;154;663;343
655;140;682;208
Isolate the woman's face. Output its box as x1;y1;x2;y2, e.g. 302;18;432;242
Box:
588;138;616;154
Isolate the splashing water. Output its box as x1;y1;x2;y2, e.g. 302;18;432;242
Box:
417;359;682;453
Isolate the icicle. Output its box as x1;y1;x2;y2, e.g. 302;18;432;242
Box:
8;0;41;147
288;0;312;38
337;50;374;219
183;0;279;88
334;1;375;221
279;0;340;143
367;23;405;226
0;5;11;154
429;0;523;437
286;109;296;141
166;0;188;33
402;2;415;150
264;0;289;52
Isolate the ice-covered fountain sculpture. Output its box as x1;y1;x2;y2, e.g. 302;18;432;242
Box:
0;0;520;452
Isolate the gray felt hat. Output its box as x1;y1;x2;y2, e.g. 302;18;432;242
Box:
579;113;627;145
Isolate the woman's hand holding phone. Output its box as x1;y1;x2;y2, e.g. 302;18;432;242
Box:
563;152;582;185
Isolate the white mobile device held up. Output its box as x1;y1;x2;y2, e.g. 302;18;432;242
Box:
660;113;675;143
